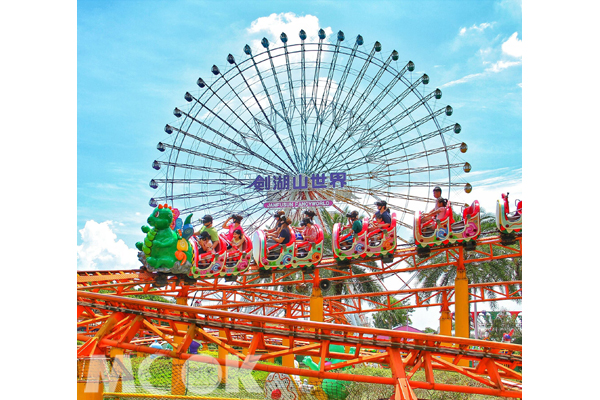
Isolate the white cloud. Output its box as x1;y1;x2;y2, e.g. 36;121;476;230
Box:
243;12;335;77
502;32;522;58
440;73;484;88
485;60;521;73
459;22;494;36
77;220;139;270
442;31;522;88
247;12;333;47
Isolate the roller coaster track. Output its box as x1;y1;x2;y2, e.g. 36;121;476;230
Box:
77;291;522;399
77;234;522;399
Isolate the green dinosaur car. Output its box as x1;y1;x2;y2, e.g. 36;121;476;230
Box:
135;205;195;286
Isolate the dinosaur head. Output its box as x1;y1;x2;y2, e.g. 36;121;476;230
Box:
148;204;174;230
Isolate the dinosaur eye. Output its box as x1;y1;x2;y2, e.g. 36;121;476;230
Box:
154;211;160;218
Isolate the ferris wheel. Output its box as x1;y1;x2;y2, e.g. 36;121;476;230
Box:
149;29;471;243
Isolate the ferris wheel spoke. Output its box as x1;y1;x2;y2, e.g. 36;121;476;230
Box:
378;142;464;166
317;32;343;118
309;31;326;114
333;41;380;130
307;61;402;167
332;185;442;205
344;51;395;130
299;34;309;170
312;46;381;162
159;139;255;174
282;40;298;114
367;113;456;154
346;163;466;183
152;178;252;187
328;119;458;173
340;185;414;215
218;57;295;159
264;48;291;123
332;73;428;149
353;89;444;146
303;32;327;168
151;189;240;203
243;45;301;173
160;142;275;177
245;210;273;233
153;160;253;176
319;86;441;170
304;34;344;163
305;37;362;171
179;190;266;216
263;48;303;167
343;60;414;134
168;110;288;175
183;91;294;175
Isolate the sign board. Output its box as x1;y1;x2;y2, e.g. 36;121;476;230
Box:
248;173;347;191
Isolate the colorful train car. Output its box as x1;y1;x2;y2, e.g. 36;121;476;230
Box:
221;233;253;277
188;235;228;279
252;224;324;272
332;213;397;263
414;201;481;256
496;193;522;245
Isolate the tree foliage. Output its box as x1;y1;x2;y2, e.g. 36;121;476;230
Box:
478;309;522;343
372;297;414;330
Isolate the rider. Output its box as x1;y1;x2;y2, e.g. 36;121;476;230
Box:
266;211;285;236
296;210;316;236
269;217;294;248
195;215;219;244
230;229;245;250
301;218;317;243
303;210;316;222
222;214;244;248
373;201;391;230
196;231;214;254
342;210;362;245
421;187;443;224
222;214;244;241
428;198;448;224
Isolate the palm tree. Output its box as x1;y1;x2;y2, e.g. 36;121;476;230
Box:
372;297;414;330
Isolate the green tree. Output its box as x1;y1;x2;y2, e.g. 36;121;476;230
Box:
479;309;522;343
372;297;414;330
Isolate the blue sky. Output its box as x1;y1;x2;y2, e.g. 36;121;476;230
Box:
78;0;522;271
75;0;524;333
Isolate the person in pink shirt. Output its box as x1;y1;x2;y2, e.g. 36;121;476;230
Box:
222;214;244;243
302;218;318;243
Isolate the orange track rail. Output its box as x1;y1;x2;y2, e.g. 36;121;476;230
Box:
77;291;522;399
77;234;522;399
